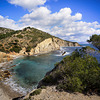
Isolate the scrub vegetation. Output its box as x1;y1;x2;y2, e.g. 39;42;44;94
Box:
40;48;100;94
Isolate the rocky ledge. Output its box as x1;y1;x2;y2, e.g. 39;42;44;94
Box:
23;86;100;100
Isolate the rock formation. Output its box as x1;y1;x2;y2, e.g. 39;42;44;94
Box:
0;27;80;56
29;38;80;55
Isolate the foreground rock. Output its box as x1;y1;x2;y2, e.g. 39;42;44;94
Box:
0;87;11;100
0;83;22;100
23;86;100;100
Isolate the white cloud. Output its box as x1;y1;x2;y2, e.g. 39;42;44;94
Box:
20;7;82;28
2;1;100;43
19;7;100;43
8;0;46;11
0;15;21;30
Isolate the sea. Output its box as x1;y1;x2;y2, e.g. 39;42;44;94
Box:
4;44;100;95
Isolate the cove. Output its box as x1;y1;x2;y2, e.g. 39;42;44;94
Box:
7;46;81;94
6;44;99;94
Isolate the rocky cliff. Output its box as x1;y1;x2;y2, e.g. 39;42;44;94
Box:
0;52;13;63
28;37;79;55
0;27;80;56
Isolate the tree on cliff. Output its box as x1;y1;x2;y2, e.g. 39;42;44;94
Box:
87;34;100;50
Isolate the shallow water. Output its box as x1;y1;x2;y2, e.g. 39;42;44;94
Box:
5;44;100;94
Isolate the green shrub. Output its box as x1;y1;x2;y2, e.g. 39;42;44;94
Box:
30;89;42;96
10;45;21;53
0;47;6;52
15;40;19;42
43;75;54;84
0;30;19;40
16;34;23;38
0;44;2;47
41;49;100;93
41;86;46;89
26;46;31;52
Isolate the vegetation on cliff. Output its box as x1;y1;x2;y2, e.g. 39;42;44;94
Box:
0;27;54;53
0;27;14;34
87;34;100;50
0;27;79;54
39;48;100;94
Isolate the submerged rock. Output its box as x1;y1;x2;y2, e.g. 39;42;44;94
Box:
62;51;66;56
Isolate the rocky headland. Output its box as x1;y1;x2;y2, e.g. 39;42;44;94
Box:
0;27;80;100
22;46;100;100
0;27;80;57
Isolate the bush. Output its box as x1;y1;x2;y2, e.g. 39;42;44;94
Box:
15;40;19;42
16;34;23;38
10;45;21;53
41;86;46;89
30;89;42;96
41;49;100;94
0;44;2;47
26;46;31;52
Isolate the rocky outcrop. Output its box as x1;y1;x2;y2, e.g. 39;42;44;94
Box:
0;27;80;56
23;86;100;100
0;70;11;81
29;38;80;55
0;52;13;63
19;48;28;55
0;37;80;57
0;27;80;55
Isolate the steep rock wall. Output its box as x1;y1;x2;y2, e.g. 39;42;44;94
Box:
29;38;80;55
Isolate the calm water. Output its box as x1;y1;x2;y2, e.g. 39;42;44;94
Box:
5;44;100;94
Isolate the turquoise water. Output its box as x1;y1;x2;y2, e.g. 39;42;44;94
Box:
8;46;81;94
7;44;99;94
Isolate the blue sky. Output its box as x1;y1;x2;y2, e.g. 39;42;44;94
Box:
0;0;100;43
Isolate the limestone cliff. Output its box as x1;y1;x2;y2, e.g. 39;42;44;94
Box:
29;38;80;55
0;27;80;56
18;37;80;55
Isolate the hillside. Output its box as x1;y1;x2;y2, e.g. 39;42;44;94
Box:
0;27;80;56
0;27;14;34
23;47;100;100
38;47;100;93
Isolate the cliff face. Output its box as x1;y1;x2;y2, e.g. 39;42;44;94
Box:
29;38;59;55
19;37;80;55
0;27;80;56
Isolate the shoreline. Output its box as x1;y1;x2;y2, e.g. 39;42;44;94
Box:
0;82;22;100
0;46;81;100
0;55;24;100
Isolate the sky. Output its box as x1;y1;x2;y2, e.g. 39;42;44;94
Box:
0;0;100;43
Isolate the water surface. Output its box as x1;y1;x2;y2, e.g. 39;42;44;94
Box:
5;44;100;94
